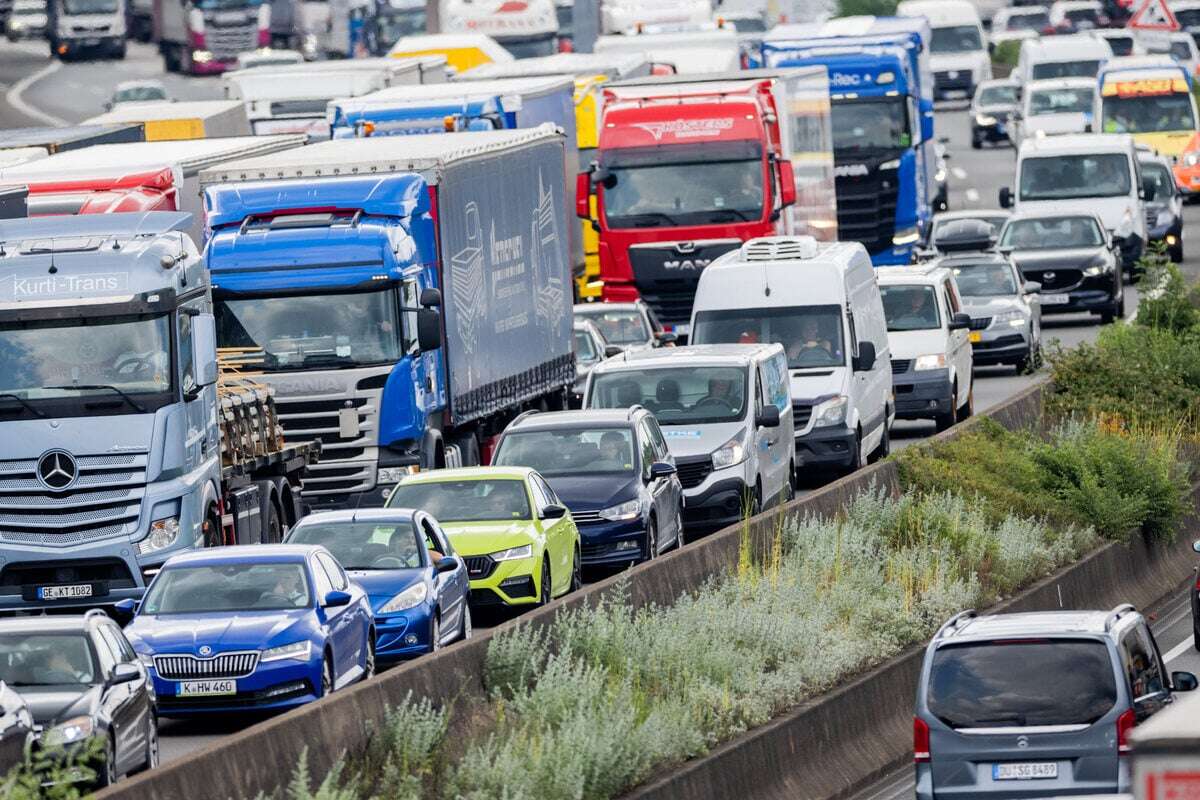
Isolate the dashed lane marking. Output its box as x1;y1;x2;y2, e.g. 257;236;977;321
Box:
965;188;980;203
1164;635;1195;664
5;59;67;126
951;167;967;180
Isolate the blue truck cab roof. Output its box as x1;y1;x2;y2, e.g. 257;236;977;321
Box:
770;45;912;97
0;211;203;320
330;95;506;137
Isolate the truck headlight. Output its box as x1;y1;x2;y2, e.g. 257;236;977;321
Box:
893;226;920;246
813;395;848;428
138;517;180;555
1185;151;1200;167
41;716;94;747
975;114;996;126
491;544;532;562
378;583;427;614
913;354;947;371
711;432;746;470
879;158;901;170
599;499;640;521
992;310;1025;327
377;466;419;485
260;641;312;663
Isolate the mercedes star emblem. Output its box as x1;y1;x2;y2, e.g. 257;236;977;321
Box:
36;450;78;491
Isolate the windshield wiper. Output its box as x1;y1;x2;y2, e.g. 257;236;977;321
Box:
45;384;147;413
0;393;45;418
613;212;680;227
709;209;753;222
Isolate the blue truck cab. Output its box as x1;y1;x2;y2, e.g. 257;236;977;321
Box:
763;17;937;265
329;95;508;137
0;212;222;611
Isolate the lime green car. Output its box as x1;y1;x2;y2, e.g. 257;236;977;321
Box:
385;466;582;608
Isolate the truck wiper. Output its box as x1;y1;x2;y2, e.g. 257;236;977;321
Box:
0;393;45;418
45;384;147;413
616;212;679;227
709;209;752;222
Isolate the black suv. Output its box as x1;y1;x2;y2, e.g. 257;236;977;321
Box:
0;611;157;787
492;408;685;566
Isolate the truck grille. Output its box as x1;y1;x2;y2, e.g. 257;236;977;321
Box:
1145;208;1159;229
0;559;134;590
154;651;260;680
570;509;603;524
835;164;900;257
0;453;146;546
627;240;741;326
934;71;973;93
205;20;257;59
674;455;713;490
792;402;813;429
891;359;912;375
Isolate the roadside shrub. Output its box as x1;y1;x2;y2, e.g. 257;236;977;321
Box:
837;0;898;16
0;740;106;800
1133;253;1200;334
992;39;1022;68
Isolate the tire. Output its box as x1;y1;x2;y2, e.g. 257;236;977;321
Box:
1193;620;1199;652
846;428;864;474
97;735;117;787
871;420;891;462
260;495;282;544
959;381;974;420
934;384;958;433
135;714;159;774
430;615;442;652
971;131;982;149
460;603;473;641
747;483;763;517
362;634;375;681
568;546;582;592
202;504;222;548
319;653;334;697
643;517;658;562
112;41;126;59
538;558;552;604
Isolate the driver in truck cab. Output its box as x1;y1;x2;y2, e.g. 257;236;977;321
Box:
787;318;835;362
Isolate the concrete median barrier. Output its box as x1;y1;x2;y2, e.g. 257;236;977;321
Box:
99;381;1055;800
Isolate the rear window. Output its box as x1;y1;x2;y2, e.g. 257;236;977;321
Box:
928;640;1117;728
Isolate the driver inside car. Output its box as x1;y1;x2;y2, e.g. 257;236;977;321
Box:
266;569;308;607
699;376;744;412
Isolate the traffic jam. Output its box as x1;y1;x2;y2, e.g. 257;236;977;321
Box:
0;0;1198;791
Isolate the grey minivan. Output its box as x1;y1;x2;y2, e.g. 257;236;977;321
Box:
915;606;1198;800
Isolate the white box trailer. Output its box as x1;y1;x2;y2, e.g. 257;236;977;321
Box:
83;101;252;140
1133;690;1200;800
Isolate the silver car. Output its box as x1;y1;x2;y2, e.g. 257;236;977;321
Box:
571;319;614;407
939;252;1042;374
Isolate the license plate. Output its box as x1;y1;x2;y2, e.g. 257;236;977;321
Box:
178;679;236;697
37;583;92;600
81;37;99;45
969;331;982;343
1041;293;1070;305
994;762;1057;780
672;323;690;336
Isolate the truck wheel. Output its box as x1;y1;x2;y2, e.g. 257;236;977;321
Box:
162;44;177;72
450;432;481;467
202;505;222;548
260;493;282;544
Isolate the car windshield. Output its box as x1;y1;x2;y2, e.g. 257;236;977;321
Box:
0;634;95;687
881;285;941;332
1101;92;1196;133
494;428;637;476
1000;216;1105;249
142;563;312;614
1031;59;1101;79
949;262;1019;297
1018;153;1131;200
574;329;599;364
692;305;845;369
589;366;748;424
931;25;983;52
575;307;649;344
387;479;531;522
1176;8;1200;26
1006;11;1048;29
979;85;1018;105
216;288;402;372
1143;162;1175;199
115;85;167;103
62;0;116;11
0;313;171;409
289;522;423;570
928;640;1117;728
932;215;1007;240
373;7;426;46
1064;7;1099;25
13;5;43;13
832;97;911;151
602;159;764;229
1171;40;1193;60
1028;87;1093;115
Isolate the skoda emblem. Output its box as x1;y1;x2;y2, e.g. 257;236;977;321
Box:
36;450;78;491
1017;735;1029;749
198;645;212;656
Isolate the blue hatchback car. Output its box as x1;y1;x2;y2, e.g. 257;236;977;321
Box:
121;545;374;718
285;509;471;660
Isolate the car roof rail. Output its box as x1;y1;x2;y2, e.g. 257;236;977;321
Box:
627;403;646;419
511;409;540;426
935;609;977;639
83;609;109;621
1104;603;1137;632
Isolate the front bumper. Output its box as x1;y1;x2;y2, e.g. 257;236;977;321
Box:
969;325;1031;366
577;518;646;566
1173;162;1200;194
972;120;1010;143
151;658;320;717
463;555;540;607
934;71;975;99
893;367;953;420
1036;282;1119;316
794;423;857;470
682;476;749;532
373;608;434;659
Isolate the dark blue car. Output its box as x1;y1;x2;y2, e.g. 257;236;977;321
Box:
285;509;471;660
491;408;685;566
121;545;374;718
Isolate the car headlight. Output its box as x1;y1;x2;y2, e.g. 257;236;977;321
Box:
812;394;848;428
138;517;180;555
1156;209;1174;228
914;354;947;371
378;582;428;614
491;544;533;562
893;226;920;246
41;716;94;747
976;113;996;126
991;309;1026;327
1185;151;1200;167
599;499;640;521
1083;257;1112;277
260;641;312;663
711;432;747;471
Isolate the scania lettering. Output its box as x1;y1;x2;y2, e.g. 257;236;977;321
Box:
0;211;314;613
155;0;270;74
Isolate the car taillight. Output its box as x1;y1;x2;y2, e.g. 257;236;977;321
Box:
914;717;931;763
1117;708;1135;755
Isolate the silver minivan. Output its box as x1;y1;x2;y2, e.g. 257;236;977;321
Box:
915;606;1198;800
583;344;794;533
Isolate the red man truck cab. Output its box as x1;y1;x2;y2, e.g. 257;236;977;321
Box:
18;167;178;216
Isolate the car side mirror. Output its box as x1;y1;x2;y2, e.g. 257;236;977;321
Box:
108;662;140;686
417;308;441;352
435;556;459;574
112;598;138;620
1173;671;1199;692
193;312;218;387
1193;539;1200;553
650;460;676;478
575;171;592;219
853;341;877;372
419;287;442;307
999;186;1013;209
541;503;568;520
323;590;352;607
949;312;972;330
604;344;624;358
756;404;781;428
656;331;677;346
1024;280;1041;294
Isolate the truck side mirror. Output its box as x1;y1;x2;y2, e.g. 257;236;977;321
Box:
778;159;797;207
999;186;1013;209
575;172;591;219
419;287;442;307
193;313;218;387
920;99;935;142
417;309;441;352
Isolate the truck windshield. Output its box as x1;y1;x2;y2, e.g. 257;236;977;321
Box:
1005;11;1048;30
1101;92;1196;133
1018;153;1131;200
602;159;764;229
194;0;262;9
692;305;846;369
832;98;910;152
930;25;983;52
1031;60;1100;79
1028;87;1093;115
0;313;171;409
62;0;117;12
978;85;1018;105
589;366;748;424
215;288;402;372
373;7;426;46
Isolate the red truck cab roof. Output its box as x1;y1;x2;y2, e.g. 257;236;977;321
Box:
15;166;178;216
600;78;780;151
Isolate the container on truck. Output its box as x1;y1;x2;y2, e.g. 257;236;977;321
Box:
595;25;741;73
1096;56;1198;158
388;32;514;73
0;124;145;156
0;186;27;219
578;68;836;337
896;0;990;100
47;0;126;59
0;211;316;612
600;0;711;35
154;0;270;74
0;135;306;243
440;0;558;58
83;101;253;141
199;127;575;509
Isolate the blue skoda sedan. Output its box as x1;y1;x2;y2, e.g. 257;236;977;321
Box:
121;545;374;717
285;509;471;660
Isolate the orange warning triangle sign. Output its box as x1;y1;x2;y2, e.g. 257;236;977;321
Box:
1127;0;1179;30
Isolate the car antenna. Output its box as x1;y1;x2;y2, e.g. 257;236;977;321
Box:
761;262;771;298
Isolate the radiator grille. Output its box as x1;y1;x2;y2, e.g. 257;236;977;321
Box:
154;651;260;680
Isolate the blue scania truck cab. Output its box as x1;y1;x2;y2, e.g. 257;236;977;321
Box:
763;17;937;265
